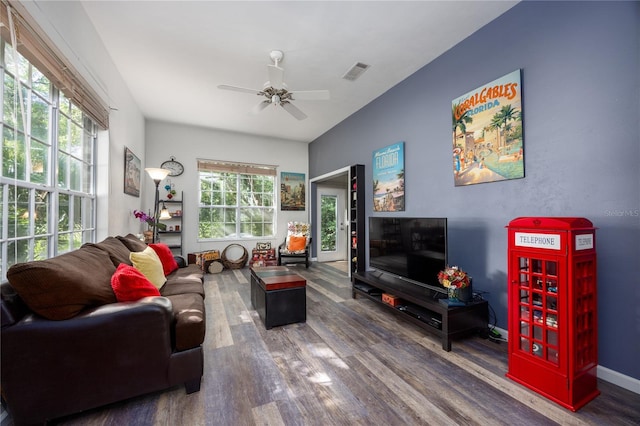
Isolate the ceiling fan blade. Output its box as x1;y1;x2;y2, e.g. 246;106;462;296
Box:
281;102;307;120
251;100;270;114
289;90;330;101
218;84;262;95
267;65;284;88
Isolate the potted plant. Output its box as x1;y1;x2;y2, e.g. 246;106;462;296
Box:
438;265;472;303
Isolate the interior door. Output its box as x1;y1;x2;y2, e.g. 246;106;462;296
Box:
316;186;347;262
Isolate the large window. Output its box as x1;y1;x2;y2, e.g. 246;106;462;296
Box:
198;159;276;239
1;39;97;281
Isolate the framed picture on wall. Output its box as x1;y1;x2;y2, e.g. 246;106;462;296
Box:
373;142;405;212
452;69;524;186
124;147;141;197
280;172;305;210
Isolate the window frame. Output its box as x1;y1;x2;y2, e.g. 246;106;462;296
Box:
1;38;97;282
197;159;277;241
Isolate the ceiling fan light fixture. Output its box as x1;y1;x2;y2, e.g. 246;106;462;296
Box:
342;62;370;81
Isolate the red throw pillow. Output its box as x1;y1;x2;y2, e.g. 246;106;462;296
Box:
149;243;179;276
111;264;161;302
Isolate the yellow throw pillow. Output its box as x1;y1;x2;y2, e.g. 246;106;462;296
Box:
287;235;307;252
129;246;167;289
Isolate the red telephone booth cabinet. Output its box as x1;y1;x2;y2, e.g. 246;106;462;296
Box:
506;217;599;411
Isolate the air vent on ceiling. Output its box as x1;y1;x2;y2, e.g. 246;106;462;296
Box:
342;62;370;81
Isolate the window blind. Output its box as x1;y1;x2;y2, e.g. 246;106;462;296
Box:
0;2;109;128
197;159;277;176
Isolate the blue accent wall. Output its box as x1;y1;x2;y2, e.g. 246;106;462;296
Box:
309;1;640;380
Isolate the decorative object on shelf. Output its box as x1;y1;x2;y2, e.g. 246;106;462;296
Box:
124;147;141;197
372;142;405;212
256;242;271;250
164;180;178;199
438;265;472;304
161;156;184;176
222;244;248;269
451;69;523;187
280;172;306;211
144;168;171;243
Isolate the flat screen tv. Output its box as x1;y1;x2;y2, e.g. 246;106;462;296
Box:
369;217;448;292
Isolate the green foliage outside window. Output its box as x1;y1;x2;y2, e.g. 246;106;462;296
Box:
321;195;337;251
0;40;96;282
198;170;275;239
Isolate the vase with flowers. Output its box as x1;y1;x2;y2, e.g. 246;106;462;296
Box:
438;265;472;304
133;210;166;243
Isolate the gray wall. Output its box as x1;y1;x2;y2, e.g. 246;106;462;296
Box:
309;1;640;381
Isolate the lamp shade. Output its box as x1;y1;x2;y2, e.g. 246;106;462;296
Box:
145;168;170;181
159;204;172;220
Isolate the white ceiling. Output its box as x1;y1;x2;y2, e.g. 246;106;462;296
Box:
81;1;517;143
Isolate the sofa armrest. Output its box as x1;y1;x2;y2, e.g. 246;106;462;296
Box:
1;297;175;422
175;255;187;268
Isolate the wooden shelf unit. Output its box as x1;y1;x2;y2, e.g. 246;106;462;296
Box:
156;191;183;255
349;164;365;275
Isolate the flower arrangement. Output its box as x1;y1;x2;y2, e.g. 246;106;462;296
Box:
133;210;166;231
438;265;470;289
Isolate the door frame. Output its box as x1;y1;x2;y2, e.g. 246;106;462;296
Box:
316;186;347;263
310;166;351;274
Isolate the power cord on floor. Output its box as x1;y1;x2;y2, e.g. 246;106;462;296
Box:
473;290;508;344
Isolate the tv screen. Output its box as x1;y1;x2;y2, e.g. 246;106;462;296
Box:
369;217;447;289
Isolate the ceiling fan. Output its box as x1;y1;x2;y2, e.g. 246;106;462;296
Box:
218;50;330;120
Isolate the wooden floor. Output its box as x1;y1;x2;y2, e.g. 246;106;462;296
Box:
4;262;640;425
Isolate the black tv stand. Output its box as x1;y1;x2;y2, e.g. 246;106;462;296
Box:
352;271;488;351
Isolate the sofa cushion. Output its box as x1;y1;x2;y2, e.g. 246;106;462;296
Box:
83;236;133;267
161;281;205;298
161;264;205;297
6;246;117;320
166;293;206;351
111;264;161;302
117;233;148;252
130;247;167;289
149;243;179;276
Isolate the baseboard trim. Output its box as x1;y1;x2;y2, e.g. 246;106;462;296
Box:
597;365;640;395
493;326;639;395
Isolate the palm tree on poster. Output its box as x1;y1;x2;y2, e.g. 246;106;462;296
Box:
452;102;473;148
498;104;519;145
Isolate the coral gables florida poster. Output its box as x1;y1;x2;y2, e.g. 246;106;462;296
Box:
452;69;524;186
373;142;405;212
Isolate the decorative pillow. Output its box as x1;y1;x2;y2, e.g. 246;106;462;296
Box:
117;233;148;252
6;246;117;320
129;247;167;289
287;235;307;252
83;236;133;267
149;243;179;276
111;263;161;302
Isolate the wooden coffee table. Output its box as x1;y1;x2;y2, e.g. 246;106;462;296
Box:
250;266;306;329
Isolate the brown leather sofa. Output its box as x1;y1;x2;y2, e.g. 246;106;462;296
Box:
1;234;206;425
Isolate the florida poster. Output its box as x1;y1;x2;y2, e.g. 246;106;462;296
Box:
373;142;405;211
452;69;524;186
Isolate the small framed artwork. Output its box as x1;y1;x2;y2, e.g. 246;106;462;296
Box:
256;242;271;250
280;172;306;210
124;147;141;197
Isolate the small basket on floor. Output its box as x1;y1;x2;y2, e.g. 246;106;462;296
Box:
221;244;248;269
